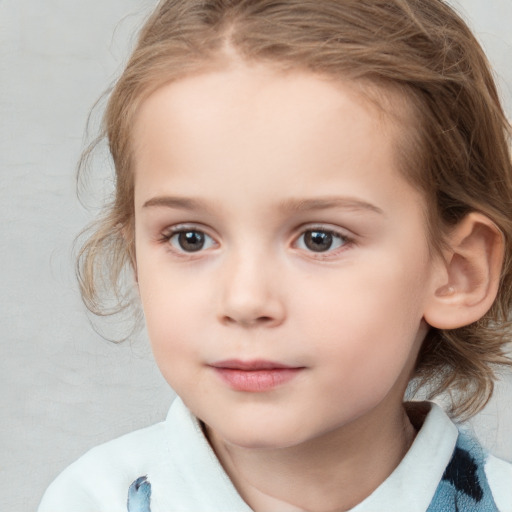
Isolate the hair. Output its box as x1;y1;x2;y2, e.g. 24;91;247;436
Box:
77;0;512;420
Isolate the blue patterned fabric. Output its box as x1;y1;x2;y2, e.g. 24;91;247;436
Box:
427;433;499;511
127;476;152;512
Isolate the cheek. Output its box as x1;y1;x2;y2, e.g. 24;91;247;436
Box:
302;251;429;335
137;269;198;367
136;258;223;388
142;299;202;397
301;250;431;387
138;254;211;326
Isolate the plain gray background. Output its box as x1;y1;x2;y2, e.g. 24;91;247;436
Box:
1;1;511;510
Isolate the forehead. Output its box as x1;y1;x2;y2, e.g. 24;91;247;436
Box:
131;63;422;216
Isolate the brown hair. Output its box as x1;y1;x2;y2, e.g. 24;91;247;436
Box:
78;0;512;419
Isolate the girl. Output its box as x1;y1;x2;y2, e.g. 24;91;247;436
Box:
39;0;512;510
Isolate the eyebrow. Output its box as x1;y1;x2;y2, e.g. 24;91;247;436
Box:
142;195;383;215
142;196;215;213
278;197;384;215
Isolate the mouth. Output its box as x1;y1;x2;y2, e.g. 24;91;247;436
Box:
208;359;304;392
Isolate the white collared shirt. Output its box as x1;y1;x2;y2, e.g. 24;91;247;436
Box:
39;398;512;512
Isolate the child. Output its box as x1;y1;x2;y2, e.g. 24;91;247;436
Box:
39;0;512;510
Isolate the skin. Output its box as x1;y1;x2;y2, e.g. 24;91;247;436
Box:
132;63;446;511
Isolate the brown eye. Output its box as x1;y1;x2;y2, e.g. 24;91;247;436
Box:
304;230;333;252
178;231;204;251
169;230;214;252
297;229;347;253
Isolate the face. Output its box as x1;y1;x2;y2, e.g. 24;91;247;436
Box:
132;63;439;450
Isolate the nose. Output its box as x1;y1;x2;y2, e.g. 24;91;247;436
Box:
217;250;286;328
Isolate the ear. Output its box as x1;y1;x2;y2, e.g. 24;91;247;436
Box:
423;212;504;330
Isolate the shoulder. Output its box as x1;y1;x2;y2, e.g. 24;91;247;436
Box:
421;404;512;511
354;402;512;512
38;419;168;512
38;398;250;512
432;428;512;512
485;453;512;511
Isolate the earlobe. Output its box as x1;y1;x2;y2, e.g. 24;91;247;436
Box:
423;212;504;330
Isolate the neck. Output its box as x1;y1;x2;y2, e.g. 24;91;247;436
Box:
207;401;417;512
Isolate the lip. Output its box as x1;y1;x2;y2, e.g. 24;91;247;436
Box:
209;359;304;392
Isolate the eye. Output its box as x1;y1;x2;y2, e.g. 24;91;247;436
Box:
167;229;216;253
296;229;348;253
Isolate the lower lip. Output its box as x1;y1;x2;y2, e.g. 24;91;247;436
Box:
213;367;303;392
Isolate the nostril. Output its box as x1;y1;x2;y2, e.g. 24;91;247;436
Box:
222;314;275;327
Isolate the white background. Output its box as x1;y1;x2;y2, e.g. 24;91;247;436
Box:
1;1;511;510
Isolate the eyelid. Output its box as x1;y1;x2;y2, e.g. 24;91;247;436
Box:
292;224;355;256
160;222;216;238
294;223;353;239
159;223;219;254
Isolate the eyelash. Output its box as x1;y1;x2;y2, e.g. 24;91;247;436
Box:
294;227;353;257
158;225;354;257
159;225;217;255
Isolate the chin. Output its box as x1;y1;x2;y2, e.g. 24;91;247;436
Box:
206;415;315;450
219;430;302;450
